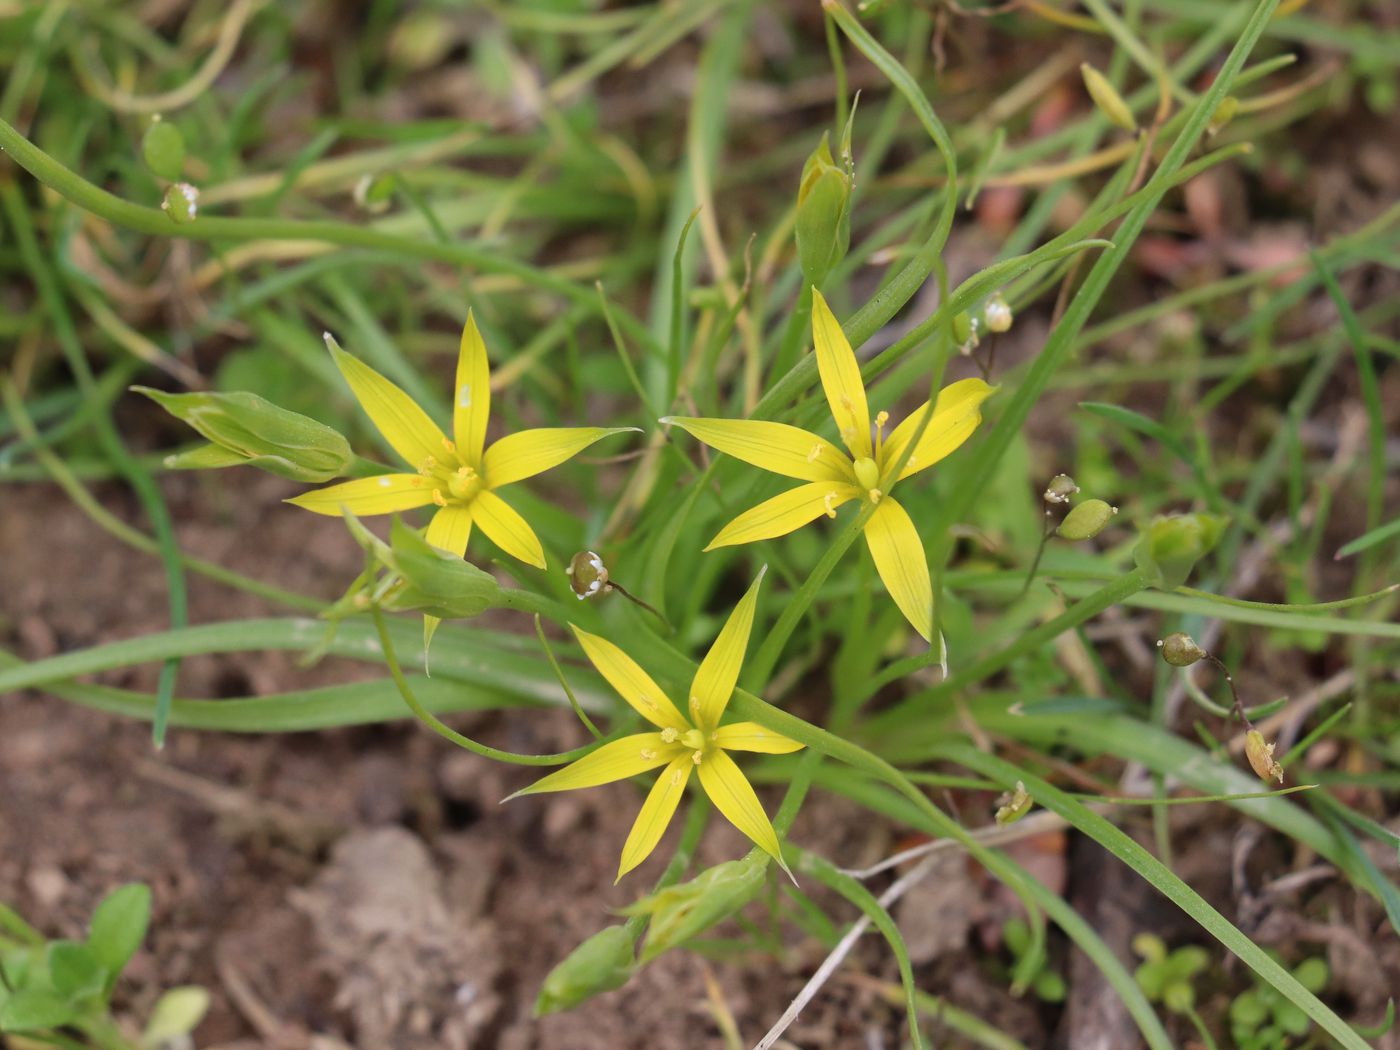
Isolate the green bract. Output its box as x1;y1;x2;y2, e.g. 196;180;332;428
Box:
795;131;852;289
624;853;769;963
534;925;636;1016
136;387;354;483
1133;512;1229;589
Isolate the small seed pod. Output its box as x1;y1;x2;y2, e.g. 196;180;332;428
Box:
1245;730;1284;784
353;172;396;215
952;311;973;346
1207;96;1240;137
1080;63;1137;131
995;781;1033;825
161;182;199;224
1043;474;1079;505
1057;498;1117;540
565;550;610;601
983;294;1013;334
1158;632;1207;667
141;116;185;181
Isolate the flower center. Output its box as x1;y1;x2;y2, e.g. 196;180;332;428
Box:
680;728;706;752
446;465;483;502
853;456;880;492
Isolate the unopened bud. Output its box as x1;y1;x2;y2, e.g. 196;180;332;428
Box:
1081;63;1137;131
1245;730;1284;784
1207;96;1240;136
565;550;610;600
995;781;1033;825
1057;498;1116;540
161;182;199;223
983;294;1013;334
1043;474;1079;505
952;311;973;346
382;518;502;619
135;386;352;482
534;925;635;1016
141;117;185;181
795;131;853;289
1158;632;1206;667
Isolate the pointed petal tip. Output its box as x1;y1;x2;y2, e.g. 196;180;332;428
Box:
756;563;769;582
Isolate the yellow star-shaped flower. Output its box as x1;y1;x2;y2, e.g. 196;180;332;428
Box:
510;570;803;881
289;313;634;566
663;288;994;641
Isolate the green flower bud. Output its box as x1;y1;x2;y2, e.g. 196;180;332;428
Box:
1207;96;1240;136
382;517;501;619
134;387;353;482
1080;63;1137;131
142;986;211;1046
952;311;973;346
565;551;610;600
533;925;635;1016
994;781;1033;825
1043;474;1079;505
625;853;768;963
141;117;185;181
1057;498;1117;540
1158;632;1206;667
1133;513;1229;589
795;131;853;289
161;182;199;223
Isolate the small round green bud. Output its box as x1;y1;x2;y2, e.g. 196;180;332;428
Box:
1158;632;1206;667
952;311;973;345
1043;474;1079;504
141;117;185;181
161;182;199;224
1207;96;1240;136
565;551;610;600
1057;498;1116;540
353;172;397;214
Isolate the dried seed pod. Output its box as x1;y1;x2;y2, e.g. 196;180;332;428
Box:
995;781;1033;825
1043;474;1079;505
1057;498;1117;540
1158;632;1207;667
1245;730;1284;784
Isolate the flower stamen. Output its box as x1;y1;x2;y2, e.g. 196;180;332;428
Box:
431;488;447;507
806;443;824;463
823;491;839;519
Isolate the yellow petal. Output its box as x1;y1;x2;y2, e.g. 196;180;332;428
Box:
508;733;677;797
689;568;765;730
660;417;850;483
618;755;692;881
811;288;871;459
425;504;473;557
471;489;545;568
880;378;996;481
571;625;690;730
704;482;860;551
285;473;433;516
328;335;447;470
863;496;933;642
712;722;804;754
696;749;788;872
453;312;491;465
483;427;637;489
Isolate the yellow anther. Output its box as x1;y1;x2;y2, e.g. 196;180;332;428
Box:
823;491;839;519
689;695;702;719
441;437;456;454
639;748;657;761
410;477;424;487
420;455;437;471
456;465;475;479
807;443;824;463
660;727;680;744
875;410;889;429
869;488;883;504
691;751;703;766
840;394;855;410
431;488;447;507
671;768;685;786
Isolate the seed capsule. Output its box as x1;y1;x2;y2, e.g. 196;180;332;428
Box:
995;781;1033;825
983;294;1013;334
565;550;610;600
1057;498;1116;540
161;182;199;224
1245;730;1284;784
1043;474;1079;505
1158;632;1206;667
1081;63;1137;131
